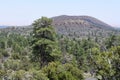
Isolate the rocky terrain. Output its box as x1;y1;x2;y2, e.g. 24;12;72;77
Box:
52;15;118;39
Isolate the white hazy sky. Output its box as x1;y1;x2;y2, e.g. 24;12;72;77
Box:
0;0;120;27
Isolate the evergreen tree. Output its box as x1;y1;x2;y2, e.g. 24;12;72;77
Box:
31;17;60;67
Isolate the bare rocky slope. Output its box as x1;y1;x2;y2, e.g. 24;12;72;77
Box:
52;15;113;30
52;15;117;39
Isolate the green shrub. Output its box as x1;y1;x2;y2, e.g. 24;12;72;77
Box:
11;70;25;80
0;69;6;77
4;60;21;70
42;62;84;80
31;70;49;80
11;53;20;60
1;50;9;57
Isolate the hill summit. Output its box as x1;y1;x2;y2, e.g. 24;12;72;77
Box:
52;15;113;29
51;15;114;39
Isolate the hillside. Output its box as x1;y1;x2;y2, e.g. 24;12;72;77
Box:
52;15;116;39
0;15;119;40
52;15;113;29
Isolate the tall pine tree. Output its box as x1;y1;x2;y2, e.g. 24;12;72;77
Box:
31;17;60;67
